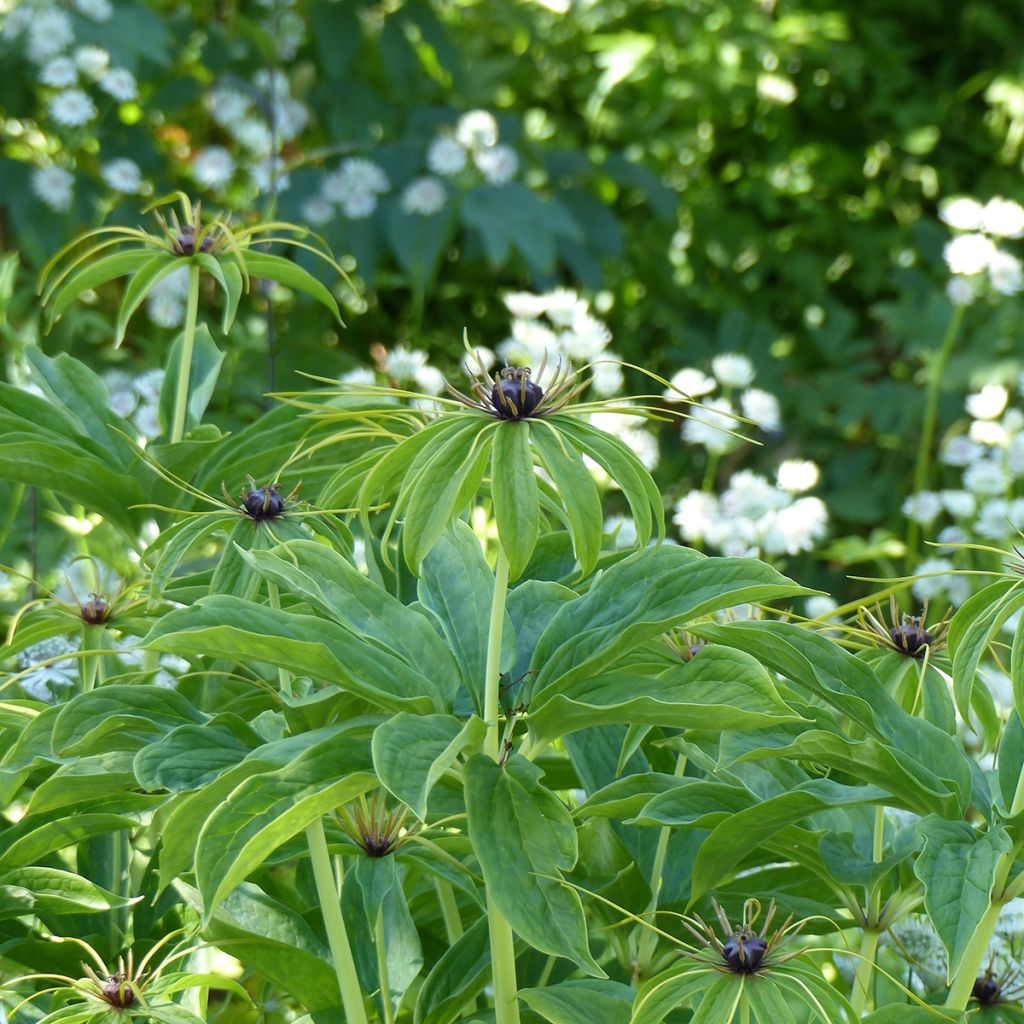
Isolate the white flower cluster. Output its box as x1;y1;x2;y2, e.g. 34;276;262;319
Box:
665;353;781;454
674;464;827;558
401;176;447;217
206;71;309;194
16;634;80;702
102;366;165;438
143;265;190;330
941;195;1024;302
499;289;623;397
31;164;74;211
903;380;1024;605
302;157;391;224
425;109;519;186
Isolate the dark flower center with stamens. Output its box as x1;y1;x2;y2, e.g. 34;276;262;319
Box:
889;622;934;658
243;485;285;521
102;974;135;1009
721;932;768;973
973;972;1001;1005
362;833;400;857
80;594;112;625
491;368;544;420
173;225;214;257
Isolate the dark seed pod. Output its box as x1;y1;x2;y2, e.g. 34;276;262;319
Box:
972;972;1001;1005
173;225;214;256
80;594;112;625
721;932;768;974
889;622;934;658
102;975;136;1009
491;368;544;420
243;484;285;521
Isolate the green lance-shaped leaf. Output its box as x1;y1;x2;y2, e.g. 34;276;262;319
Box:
465;752;602;976
0;809;145;868
527;647;801;743
521;982;633;1024
373;713;485;818
143;595;445;713
686;779;891;904
530;547;810;701
0;866;138;919
44;249;156;325
242;251;344;323
491;420;540;579
195;733;375;921
913;817;1012;982
414;917;491;1024
115;252;189;346
861;1008;968;1023
632;963;724;1024
194;253;243;333
530;421;603;576
948;579;1024;721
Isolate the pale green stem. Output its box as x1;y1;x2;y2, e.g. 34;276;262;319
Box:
375;911;395;1024
435;879;464;944
536;955;556;988
906;304;966;569
851;806;887;1017
266;581;293;697
945;898;1003;1010
80;624;99;693
482;547;520;1024
170;263;202;445
306;818;369;1024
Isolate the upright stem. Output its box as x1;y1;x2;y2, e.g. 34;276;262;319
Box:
170;263;202;445
482;548;520;1024
905;304;966;568
851;806;886;1017
266;581;293;697
435;878;464;944
306;818;369;1024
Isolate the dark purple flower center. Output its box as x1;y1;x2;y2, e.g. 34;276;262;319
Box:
491;369;544;420
173;225;214;256
102;975;136;1009
889;622;934;658
721;932;768;973
972;972;1001;1005
243;485;285;520
80;594;112;625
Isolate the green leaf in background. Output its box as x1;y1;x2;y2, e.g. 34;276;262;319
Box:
913;817;1011;982
520;980;633;1024
414;917;491;1024
242;251;344;323
0;866;138;918
465;753;602;976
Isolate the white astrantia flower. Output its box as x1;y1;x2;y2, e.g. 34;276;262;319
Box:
982;197;1024;239
339;366;377;386
940;490;976;519
740;387;781;431
74;45;110;78
99;68;137;102
673;490;721;541
301;194;335;226
503;291;551;319
427;136;468;176
401;176;447;217
134;368;167;403
762;497;829;556
988;249;1024;296
40;56;78;87
133;402;162;438
145;267;190;329
776;459;820;493
542;289;582;327
209;87;252;127
475;144;519;185
101;158;143;193
561;312;612;362
498;318;559;365
665;367;716;401
3;4;32;41
901;491;942;525
49;89;97;127
945;276;976;306
74;0;114;19
102;370;138;418
711;352;755;388
456;109;499;150
964;458;1010;496
912;557;970;606
250;156;290;194
970;419;1009;446
192;147;235;189
805;595;838;620
27;8;74;62
605;515;639;550
414;365;446;396
1004;407;1024;433
939;196;985;232
682;397;741;454
937;525;968;546
721;470;789;520
17;635;80;702
975;499;1013;541
233;117;273;155
384;346;430;381
273;98;309;141
341;191;377;219
31;165;74;212
941;435;983;467
589;361;624;397
943;233;996;275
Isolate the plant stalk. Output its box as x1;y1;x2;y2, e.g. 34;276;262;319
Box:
266;581;293;697
170;263;202;444
905;303;965;568
306;818;369;1024
375;911;395;1024
482;547;520;1024
435;878;464;944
